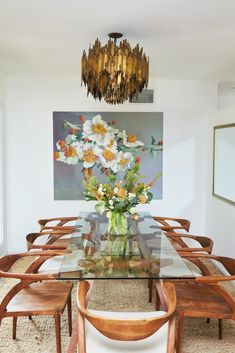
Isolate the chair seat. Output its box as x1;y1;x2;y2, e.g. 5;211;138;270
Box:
7;281;73;316
175;282;233;318
83;310;173;353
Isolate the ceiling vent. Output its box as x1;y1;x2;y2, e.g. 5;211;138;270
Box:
129;89;154;103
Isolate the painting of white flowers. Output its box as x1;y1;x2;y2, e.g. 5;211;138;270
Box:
53;112;163;200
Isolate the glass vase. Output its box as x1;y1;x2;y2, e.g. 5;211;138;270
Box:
107;210;128;236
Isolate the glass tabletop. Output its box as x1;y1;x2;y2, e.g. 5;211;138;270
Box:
57;212;195;280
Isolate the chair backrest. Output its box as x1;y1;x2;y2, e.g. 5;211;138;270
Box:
153;216;190;233
180;253;235;280
38;216;78;232
0;251;65;280
26;230;72;251
165;232;214;254
77;280;176;352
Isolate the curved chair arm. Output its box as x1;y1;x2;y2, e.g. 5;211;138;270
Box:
153;216;190;233
26;231;73;251
38;216;78;232
180;253;235;277
0;250;67;281
165;232;214;254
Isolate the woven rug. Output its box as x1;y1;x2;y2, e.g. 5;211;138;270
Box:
0;259;234;353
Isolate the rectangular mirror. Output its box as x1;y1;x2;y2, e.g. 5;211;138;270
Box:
213;123;235;205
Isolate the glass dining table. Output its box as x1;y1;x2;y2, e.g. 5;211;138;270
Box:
57;212;195;281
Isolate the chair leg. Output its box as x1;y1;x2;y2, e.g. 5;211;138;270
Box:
206;318;210;324
218;319;223;339
67;295;72;336
28;316;32;320
176;313;185;353
13;317;17;339
54;314;61;353
156;289;160;311
148;278;153;302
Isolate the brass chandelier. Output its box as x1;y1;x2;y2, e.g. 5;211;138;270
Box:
81;33;149;105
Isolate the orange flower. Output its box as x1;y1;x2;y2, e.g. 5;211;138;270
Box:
117;188;127;198
95;192;103;200
135;156;141;164
102;149;115;162
82;150;96;163
127;134;137;143
80;115;86;122
83;168;93;182
139;195;147;204
64;146;77;157
54;151;60;160
92;124;107;135
58;140;66;150
118;158;128;166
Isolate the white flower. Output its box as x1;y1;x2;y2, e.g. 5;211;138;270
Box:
106;211;112;218
129;207;137;215
112;151;134;173
122;130;144;148
114;187;119;194
77;142;99;168
82;115;112;146
95;201;106;215
105;136;117;149
128;192;136;199
65;134;77;143
97;147;118;171
56;143;79;165
109;200;114;205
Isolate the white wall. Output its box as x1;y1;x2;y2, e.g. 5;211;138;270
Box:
5;76;217;252
0;71;6;254
205;106;235;257
218;82;235;110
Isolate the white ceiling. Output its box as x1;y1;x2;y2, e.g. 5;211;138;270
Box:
1;0;235;80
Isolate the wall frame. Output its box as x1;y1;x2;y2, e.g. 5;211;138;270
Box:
213;123;235;205
53;111;163;200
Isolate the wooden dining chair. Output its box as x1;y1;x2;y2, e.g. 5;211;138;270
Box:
67;280;176;353
38;216;78;233
0;251;73;353
148;232;213;303
153;216;191;233
172;253;235;353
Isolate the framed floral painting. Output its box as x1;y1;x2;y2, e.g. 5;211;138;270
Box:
53;112;163;200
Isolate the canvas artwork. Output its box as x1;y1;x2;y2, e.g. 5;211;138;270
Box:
53;112;163;200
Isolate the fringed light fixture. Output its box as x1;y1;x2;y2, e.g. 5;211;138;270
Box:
81;33;149;105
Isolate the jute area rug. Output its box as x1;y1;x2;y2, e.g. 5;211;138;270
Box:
0;259;234;353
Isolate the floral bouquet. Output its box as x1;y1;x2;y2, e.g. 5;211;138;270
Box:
84;163;159;235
